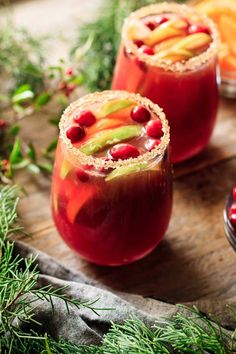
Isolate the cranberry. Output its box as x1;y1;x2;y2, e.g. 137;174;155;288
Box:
0;119;6;129
66;126;85;143
74;110;96;127
232;185;236;201
145;21;157;31
230;203;236;214
134;39;144;48
65;67;74;76
145;119;163;139
139;45;155;56
145;138;161;151
229;211;236;229
65;83;76;97
109;143;140;160
76;168;89;182
156;16;169;26
131;106;150;123
188;24;210;35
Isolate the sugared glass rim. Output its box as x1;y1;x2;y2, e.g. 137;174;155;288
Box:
59;90;170;169
122;2;219;73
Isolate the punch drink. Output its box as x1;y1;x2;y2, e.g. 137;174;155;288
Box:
112;3;219;163
51;91;172;265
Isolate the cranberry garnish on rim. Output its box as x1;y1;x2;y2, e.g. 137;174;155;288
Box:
134;39;144;48
145;21;157;31
145;119;163;139
109;143;140;160
188;24;210;35
155;16;169;26
66;126;85;143
145;138;161;151
74;110;96;127
131;106;151;123
139;45;154;56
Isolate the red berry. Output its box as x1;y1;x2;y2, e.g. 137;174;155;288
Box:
76;168;89;182
229;210;236;229
156;16;169;26
139;45;154;56
0;119;7;129
66;126;85;143
74;110;96;127
131;106;151;123
145;21;157;31
145;119;163;139
145;138;161;151
66;67;74;76
109;143;140;160
230;203;236;214
188;24;210;35
65;83;76;97
232;185;236;201
134;39;144;48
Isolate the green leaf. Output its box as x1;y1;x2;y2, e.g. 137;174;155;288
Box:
9;138;22;165
27;143;37;162
27;163;40;174
46;139;57;153
35;92;52;107
68;74;84;86
14;84;31;95
12;159;29;170
9;124;21;136
12;90;34;104
49;117;60;126
37;162;53;173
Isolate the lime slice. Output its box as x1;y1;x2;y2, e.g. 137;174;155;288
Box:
97;99;134;118
80;125;142;156
105;162;148;181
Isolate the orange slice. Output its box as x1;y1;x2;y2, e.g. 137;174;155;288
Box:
154;36;185;52
145;21;184;46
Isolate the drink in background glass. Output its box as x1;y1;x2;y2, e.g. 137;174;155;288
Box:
224;185;236;251
112;3;219;164
194;0;236;98
51;91;172;266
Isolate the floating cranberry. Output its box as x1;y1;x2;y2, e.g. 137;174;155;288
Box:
145;119;163;139
131;106;150;123
145;21;157;31
134;39;144;48
76;168;89;183
109;143;140;160
156;16;169;26
145;138;161;151
66;125;85;143
65;67;74;76
74;110;96;127
188;24;210;35
232;185;236;200
139;45;155;56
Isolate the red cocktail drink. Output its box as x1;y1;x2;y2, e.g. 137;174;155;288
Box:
51;91;172;265
112;3;219;163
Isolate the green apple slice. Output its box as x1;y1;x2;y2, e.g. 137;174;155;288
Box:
97;99;134;118
60;159;74;179
80;125;142;156
105;162;148;181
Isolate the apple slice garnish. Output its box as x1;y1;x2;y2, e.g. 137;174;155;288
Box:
105;162;148;181
128;18;151;40
88;118;124;135
154;35;185;52
80;125;142;156
97;99;134;118
155;47;193;62
145;19;186;47
173;32;212;53
60;159;74;179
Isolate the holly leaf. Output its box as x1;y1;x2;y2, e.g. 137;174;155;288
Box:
35;92;52;108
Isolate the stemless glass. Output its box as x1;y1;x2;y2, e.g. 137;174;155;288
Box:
112;3;219;164
51;91;173;266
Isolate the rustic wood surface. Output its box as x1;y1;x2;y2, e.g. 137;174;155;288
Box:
5;0;236;304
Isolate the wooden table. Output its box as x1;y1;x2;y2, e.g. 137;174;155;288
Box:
8;0;236;304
